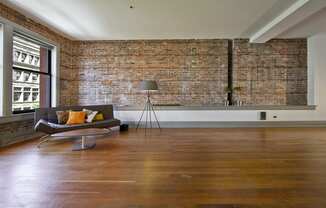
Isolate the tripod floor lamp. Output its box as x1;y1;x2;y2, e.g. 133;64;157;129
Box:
136;80;161;131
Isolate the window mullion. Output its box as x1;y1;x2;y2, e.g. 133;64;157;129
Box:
13;66;50;76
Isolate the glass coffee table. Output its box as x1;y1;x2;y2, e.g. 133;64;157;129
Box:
51;128;111;151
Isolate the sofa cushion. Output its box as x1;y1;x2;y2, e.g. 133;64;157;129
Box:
94;113;104;121
83;108;98;123
48;110;59;123
66;111;86;125
56;111;69;124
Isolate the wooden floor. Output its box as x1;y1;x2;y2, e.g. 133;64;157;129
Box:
1;128;326;208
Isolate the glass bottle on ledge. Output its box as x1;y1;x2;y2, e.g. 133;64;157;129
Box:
224;86;232;106
233;86;243;106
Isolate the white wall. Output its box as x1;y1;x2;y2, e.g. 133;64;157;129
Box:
116;34;326;123
308;34;326;116
0;23;13;117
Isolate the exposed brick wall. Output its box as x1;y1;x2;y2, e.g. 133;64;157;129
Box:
72;40;229;106
73;39;307;106
0;119;42;146
233;39;307;105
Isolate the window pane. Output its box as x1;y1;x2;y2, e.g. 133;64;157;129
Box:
14;92;22;102
12;69;50;112
13;35;49;73
12;34;52;114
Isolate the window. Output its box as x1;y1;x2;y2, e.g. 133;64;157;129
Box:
0;21;57;117
12;34;52;114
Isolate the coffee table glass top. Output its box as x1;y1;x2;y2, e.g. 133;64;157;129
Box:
52;128;111;137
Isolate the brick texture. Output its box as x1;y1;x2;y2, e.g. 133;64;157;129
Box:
73;39;307;106
233;39;307;105
0;119;39;146
72;40;229;106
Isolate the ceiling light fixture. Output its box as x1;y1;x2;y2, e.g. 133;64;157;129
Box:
129;0;135;9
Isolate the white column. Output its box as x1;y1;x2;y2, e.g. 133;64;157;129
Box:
308;35;326;112
51;46;60;107
0;23;13;116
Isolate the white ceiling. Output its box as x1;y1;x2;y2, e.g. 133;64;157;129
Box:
0;0;323;40
279;7;326;38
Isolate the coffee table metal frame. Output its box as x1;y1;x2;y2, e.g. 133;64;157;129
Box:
37;128;111;151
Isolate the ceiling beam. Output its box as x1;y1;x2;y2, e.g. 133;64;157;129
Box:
250;0;326;43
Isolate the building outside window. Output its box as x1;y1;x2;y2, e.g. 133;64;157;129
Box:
12;34;52;114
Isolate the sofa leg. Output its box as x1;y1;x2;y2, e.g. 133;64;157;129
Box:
37;134;50;148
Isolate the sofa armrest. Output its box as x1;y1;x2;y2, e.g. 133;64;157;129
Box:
34;119;55;134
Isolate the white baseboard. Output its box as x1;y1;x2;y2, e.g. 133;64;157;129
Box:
126;121;326;128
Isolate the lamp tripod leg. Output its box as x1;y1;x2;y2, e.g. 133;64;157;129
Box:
136;102;148;130
145;100;149;134
137;90;160;132
149;103;152;129
150;102;161;130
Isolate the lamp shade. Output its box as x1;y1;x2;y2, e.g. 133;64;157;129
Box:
139;80;158;91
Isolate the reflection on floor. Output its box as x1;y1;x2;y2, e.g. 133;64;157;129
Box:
1;128;326;207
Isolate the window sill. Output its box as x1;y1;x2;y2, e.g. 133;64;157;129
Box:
0;112;34;124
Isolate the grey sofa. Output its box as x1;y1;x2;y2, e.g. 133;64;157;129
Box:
34;105;120;146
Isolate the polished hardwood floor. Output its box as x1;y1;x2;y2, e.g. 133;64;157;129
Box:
1;128;326;208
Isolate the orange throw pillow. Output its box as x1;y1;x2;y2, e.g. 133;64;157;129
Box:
66;111;86;125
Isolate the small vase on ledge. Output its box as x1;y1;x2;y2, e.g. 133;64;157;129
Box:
234;100;243;106
224;87;232;106
233;86;243;106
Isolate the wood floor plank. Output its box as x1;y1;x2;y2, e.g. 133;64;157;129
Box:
1;128;326;208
